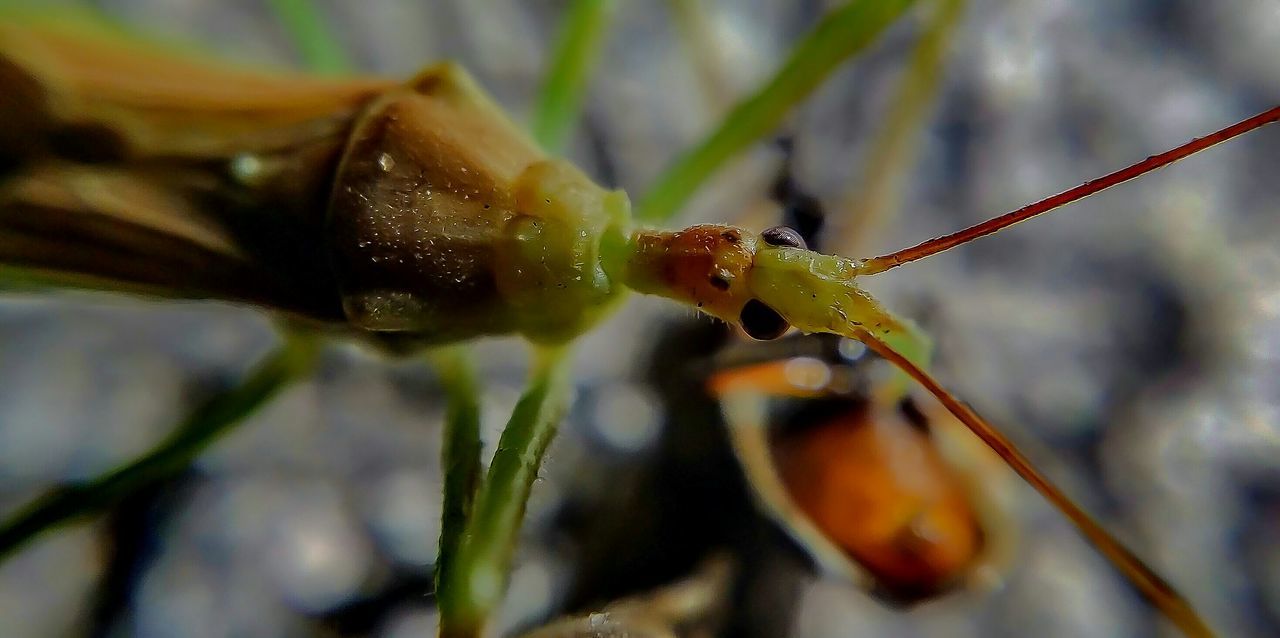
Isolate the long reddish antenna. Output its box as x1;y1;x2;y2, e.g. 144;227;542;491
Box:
858;105;1280;275
854;328;1215;638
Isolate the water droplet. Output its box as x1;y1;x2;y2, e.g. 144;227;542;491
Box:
784;357;831;391
837;338;867;361
377;153;396;172
229;153;263;182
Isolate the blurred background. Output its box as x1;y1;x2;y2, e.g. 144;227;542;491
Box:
1;0;1279;636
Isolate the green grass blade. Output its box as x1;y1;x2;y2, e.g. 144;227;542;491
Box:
832;0;966;255
428;346;484;594
266;0;351;75
437;346;573;638
0;332;320;561
667;0;733;113
636;0;918;222
530;0;619;153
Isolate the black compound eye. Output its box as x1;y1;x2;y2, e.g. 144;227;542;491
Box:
761;225;806;249
739;299;790;340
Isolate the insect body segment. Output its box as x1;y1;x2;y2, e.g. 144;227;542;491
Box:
326;64;632;344
621;224;758;320
618;222;930;373
0;17;395;320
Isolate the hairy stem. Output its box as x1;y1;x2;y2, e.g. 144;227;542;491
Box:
437;346;573;638
428;346;484;595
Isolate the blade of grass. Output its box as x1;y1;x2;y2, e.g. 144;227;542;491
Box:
437;346;574;638
266;0;351;75
831;0;966;256
530;0;619;153
428;346;484;594
0;331;320;561
667;0;734;114
636;0;918;222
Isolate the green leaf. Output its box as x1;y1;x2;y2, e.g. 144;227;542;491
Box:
636;0;917;222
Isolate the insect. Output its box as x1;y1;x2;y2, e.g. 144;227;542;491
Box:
698;151;1016;606
0;2;1276;637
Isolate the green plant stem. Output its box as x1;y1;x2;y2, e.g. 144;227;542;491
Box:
437;346;573;638
428;346;483;594
530;0;619;153
636;0;918;222
266;0;351;75
0;331;320;561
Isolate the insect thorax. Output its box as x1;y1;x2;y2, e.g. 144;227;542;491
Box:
326;72;631;344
